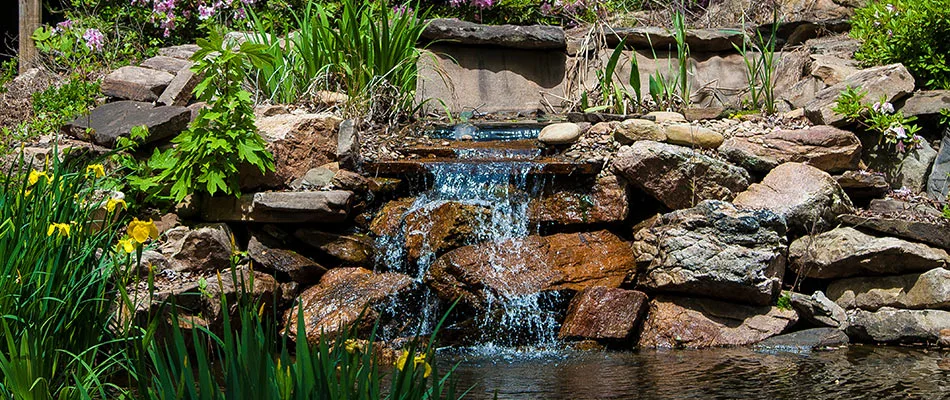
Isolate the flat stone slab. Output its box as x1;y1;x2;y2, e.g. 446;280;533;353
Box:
606;27;743;52
157;65;199;106
201;191;353;223
421;18;565;50
898;90;950;118
805;63;916;126
66;101;190;147
754;328;849;353
839;214;950;251
846;308;950;345
158;44;200;60
140;55;191;74
101;66;174;102
363;159;601;176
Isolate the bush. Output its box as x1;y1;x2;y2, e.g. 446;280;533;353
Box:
2;77;101;144
850;0;950;90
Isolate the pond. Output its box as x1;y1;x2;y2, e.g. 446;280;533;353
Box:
439;346;950;399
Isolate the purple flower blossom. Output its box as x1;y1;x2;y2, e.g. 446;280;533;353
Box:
392;4;413;15
55;20;74;33
83;28;104;52
448;0;464;6
895;140;906;153
154;0;176;13
470;0;494;9
233;7;246;20
892;123;908;139
872;101;894;114
198;4;215;20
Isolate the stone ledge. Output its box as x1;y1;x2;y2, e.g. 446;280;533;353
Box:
421;18;566;50
201;191;353;223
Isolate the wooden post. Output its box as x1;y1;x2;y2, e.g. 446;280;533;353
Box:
18;0;41;73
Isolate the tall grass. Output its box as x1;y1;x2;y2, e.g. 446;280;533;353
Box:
0;150;129;399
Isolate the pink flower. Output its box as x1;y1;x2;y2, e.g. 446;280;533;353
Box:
895;140;906;153
393;4;413;15
448;0;464;6
471;0;494;9
55;20;74;33
82;28;104;51
198;4;215;20
234;7;247;19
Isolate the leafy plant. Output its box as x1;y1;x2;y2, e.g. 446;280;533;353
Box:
733;15;780;114
671;10;690;108
776;292;792;311
142;31;275;202
584;37;641;114
833;85;923;154
2;77;101;143
850;0;950;90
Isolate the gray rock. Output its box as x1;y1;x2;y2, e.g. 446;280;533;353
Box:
805;64;916;126
538;122;583;145
838;214;950;251
606;27;743;52
790;291;848;329
633;200;787;306
247;235;327;284
158;44;200;60
867;140;937;192
898;90;950;118
754;328;849;353
140;55;191;74
101;66;174;102
201;191;353;223
157;64;200;107
611;141;750;210
719;126;862;174
789;227;949;279
290;167;336;190
846;307;950;345
337;119;360;170
664;124;724;149
159;224;234;274
809;54;860;86
827;268;950;311
734;162;854;233
927;128;950;200
834;171;889;206
66;101;190;147
420;18;565;50
613;119;666;144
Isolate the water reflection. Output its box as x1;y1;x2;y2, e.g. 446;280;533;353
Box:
439;346;950;399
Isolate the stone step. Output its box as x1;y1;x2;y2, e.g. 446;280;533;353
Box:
363;159;601;177
402;139;542;159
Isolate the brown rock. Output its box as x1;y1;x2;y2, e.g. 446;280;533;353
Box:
528;174;627;226
838;214;950;251
157;65;200;107
247;235;327;284
160;224;234;273
241;113;343;190
827;268;950;311
898;90;950;118
369;198;415;237
101;66;174;102
720;126;862;173
734;162;854;233
158;44;200;60
404;201;490;262
805;64;916;126
295;230;375;266
425;230;636;310
613;119;665;144
558;287;648;341
331;170;370;193
141;55;192;74
202;191;353;223
809;54;860;86
637;295;798;349
664;124;724;149
834;171;889;206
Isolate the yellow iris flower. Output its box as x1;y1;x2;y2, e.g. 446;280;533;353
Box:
106;198;127;212
117;238;135;253
127;218;158;244
47;222;71;238
395;350;431;378
85;164;105;178
28;170;52;186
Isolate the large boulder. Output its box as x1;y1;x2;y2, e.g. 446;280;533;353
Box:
611;141;750;210
66;101;190;147
804;64;916;126
424;230;636;310
606;27;742;52
633;201;787;306
202;191;353;223
101;66;174;102
241;113;343;190
528;175;628;226
846;308;950;345
898;90;950;118
140;55;191;74
403;201;489;262
827;268;950;311
284;268;419;343
719;125;862;174
294;230;375;267
420;18;566;50
838;214;950;251
788;227;949;279
927;128;950;200
734;162;854;233
159;224;234;274
558;287;649;342
247;234;327;284
637;295;798;349
867;140;937;193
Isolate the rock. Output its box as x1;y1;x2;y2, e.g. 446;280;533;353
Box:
637;295;798;349
898;90;950;118
368;177;402;196
331;170;370;193
558;287;649;341
788;227;949;279
294;230;375;266
159;224;234;273
683;107;724;121
846;307;950;345
201;191;353;223
613;119;666;144
101;66;174;102
140;55;191;74
157;65;200;107
337;119;360;170
158;44;200;60
313;90;349;106
420;18;566;50
804;64;916;126
403;201;489;262
284;268;419;343
838;214;950;251
809;54;860;86
611;141;750;210
289;167;336;190
867;140;937;192
663;124;724;149
369;198;415;238
247;234;327;284
754;328;849;353
790;291;848;329
538;122;583;145
425;230;636;310
928;129;950;200
66;101;190;147
827;268;950;311
834;171;889;206
734;162;854;233
633;200;787;305
779;76;826;111
867;197;942;217
528;174;627;226
242;113;343;190
719;126;862;174
606;27;742;52
645;111;687;124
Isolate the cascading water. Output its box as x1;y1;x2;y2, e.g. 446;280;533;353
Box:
374;125;565;348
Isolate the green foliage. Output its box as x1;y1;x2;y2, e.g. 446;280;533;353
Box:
733;16;780;114
582;37;641;114
671;11;690;109
833;85;923;154
2;77;101;142
850;0;950;90
143;32;275;202
0;152;129;399
776;292;792;311
645;12;691;112
0;59;16;93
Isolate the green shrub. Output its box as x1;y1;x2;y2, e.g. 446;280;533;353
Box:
2;77;101;143
850;0;950;90
833;85;923;154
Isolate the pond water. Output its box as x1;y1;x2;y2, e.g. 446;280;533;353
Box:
438;346;950;399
